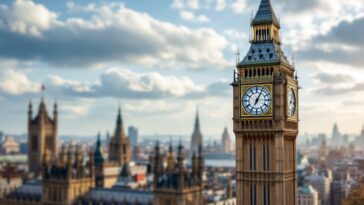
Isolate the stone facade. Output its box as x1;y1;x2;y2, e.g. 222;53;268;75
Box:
190;109;203;153
28;99;58;174
108;107;131;166
153;142;204;205
232;0;299;204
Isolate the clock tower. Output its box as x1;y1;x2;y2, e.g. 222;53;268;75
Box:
232;0;299;205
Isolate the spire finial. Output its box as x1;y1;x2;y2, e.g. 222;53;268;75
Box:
28;99;32;110
54;99;58;112
235;47;240;66
195;106;200;129
40;83;45;102
169;136;173;153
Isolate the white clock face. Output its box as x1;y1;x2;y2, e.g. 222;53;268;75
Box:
242;86;272;116
288;88;296;117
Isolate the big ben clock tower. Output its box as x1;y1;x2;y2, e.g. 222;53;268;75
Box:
232;0;299;205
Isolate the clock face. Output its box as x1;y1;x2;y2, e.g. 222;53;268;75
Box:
242;86;272;116
288;88;296;117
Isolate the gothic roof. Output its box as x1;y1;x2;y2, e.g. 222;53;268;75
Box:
252;0;280;27
190;109;203;151
94;133;104;167
77;188;153;205
115;106;125;137
298;184;317;195
239;42;289;66
4;183;42;202
30;100;56;126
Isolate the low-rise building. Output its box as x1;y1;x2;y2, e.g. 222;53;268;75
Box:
298;184;319;205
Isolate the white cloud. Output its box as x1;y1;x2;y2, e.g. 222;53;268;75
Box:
62;103;91;115
0;0;59;37
0;2;229;69
187;0;199;9
171;0;199;10
171;0;185;9
40;67;209;99
215;0;227;11
0;69;39;95
231;0;247;13
179;10;210;23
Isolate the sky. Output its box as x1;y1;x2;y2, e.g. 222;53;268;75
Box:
1;0;364;138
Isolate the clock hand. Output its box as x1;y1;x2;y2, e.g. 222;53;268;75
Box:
254;90;263;105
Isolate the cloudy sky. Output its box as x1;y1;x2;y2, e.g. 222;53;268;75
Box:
1;0;364;138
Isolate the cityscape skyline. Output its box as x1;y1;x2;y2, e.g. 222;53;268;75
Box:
1;0;364;205
1;0;364;136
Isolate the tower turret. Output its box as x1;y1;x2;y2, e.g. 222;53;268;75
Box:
59;145;67;166
167;140;175;173
177;141;185;190
190;107;203;153
197;143;204;185
108;105;131;166
27;89;58;174
28;100;32;127
233;0;299;204
53;101;58;128
191;151;197;178
153;141;161;189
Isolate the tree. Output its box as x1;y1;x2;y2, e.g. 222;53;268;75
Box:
342;184;364;205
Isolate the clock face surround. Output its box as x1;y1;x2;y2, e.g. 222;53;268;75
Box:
242;85;272;116
288;88;296;117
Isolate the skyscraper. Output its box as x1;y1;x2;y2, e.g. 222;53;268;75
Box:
128;126;139;146
232;0;299;204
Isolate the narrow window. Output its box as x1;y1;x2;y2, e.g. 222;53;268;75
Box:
250;143;253;170
263;144;266;171
250;184;253;205
253;144;256;170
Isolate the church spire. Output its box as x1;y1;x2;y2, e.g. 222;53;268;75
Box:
115;105;125;136
194;107;200;131
252;0;279;27
94;132;104;167
190;107;203;152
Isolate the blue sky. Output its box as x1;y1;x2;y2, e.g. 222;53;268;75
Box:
1;0;364;138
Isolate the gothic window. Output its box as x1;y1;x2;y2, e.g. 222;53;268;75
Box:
250;143;256;171
250;184;257;205
45;136;53;151
263;143;270;171
123;144;126;154
264;184;270;205
31;136;38;152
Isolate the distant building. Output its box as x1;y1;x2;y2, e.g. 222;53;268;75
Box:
331;123;342;147
298;184;319;205
153;141;204;205
190;108;203;153
113;162;147;189
27;98;58;174
318;139;328;160
0;164;23;198
128;126;139;146
1;145;94;205
330;181;347;205
0;136;20;154
306;174;331;205
221;127;232;153
108;107;131;166
355;126;364;151
0;131;3;143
